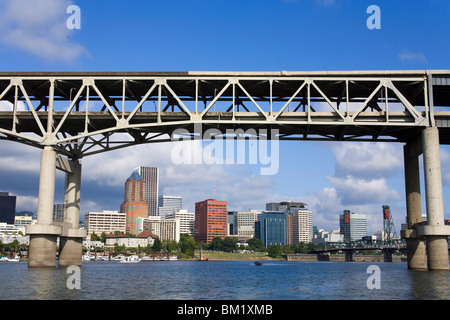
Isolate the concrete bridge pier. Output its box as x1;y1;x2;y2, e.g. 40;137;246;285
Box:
421;127;450;270
26;147;60;267
26;147;86;267
403;141;427;270
402;128;450;270
58;160;85;267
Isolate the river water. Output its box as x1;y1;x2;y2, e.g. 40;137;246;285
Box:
0;260;449;300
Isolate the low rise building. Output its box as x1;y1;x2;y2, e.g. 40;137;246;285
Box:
105;230;158;248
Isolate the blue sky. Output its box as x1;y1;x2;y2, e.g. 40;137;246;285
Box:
0;0;450;234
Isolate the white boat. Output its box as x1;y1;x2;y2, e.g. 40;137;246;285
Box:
119;255;141;263
8;255;20;262
0;257;9;262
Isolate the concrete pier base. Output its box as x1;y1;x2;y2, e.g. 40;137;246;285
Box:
28;234;58;268
58;237;83;267
426;236;450;270
405;238;428;270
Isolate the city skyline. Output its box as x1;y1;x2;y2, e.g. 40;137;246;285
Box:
1;1;450;236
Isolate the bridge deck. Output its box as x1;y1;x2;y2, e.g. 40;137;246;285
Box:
0;70;449;158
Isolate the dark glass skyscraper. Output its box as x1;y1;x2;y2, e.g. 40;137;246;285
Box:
258;211;291;247
134;166;159;217
0;192;16;224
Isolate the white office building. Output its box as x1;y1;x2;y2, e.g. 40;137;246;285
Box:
339;211;367;242
236;210;262;240
290;208;313;244
84;210;126;236
166;209;194;236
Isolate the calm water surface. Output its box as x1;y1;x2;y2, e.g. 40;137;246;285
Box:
1;260;449;300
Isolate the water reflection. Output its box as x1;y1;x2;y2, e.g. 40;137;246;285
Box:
408;269;450;300
1;261;449;300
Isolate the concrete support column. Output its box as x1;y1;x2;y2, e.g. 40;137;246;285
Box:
422;127;449;270
27;147;60;267
58;161;86;267
37;146;57;225
403;142;427;269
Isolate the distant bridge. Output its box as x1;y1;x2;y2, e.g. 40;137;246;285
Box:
0;70;449;269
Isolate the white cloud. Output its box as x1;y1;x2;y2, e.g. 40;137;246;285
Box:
331;142;403;179
398;49;427;64
327;175;401;205
0;0;87;62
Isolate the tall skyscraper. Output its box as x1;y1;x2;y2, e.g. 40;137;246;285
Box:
158;195;182;220
120;171;149;235
134;166;159;216
339;210;367;243
195;199;227;243
0;192;16;225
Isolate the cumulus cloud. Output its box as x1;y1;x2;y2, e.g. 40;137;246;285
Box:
331;142;404;179
0;0;87;62
327;175;401;205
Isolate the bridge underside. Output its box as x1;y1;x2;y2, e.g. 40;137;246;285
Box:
0;70;448;269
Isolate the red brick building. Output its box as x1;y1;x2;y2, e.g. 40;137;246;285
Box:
195;199;227;243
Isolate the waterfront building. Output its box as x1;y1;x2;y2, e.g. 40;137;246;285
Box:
258;211;291;247
0;192;16;225
166;209;194;236
236;210;262;240
195;199;227;243
227;211;237;235
339;210;367;243
265;201;312;244
14;214;34;227
158;195;182;220
312;228;344;246
290;207;313;244
120;171;149;235
85;210;126;237
104;230;158;248
140;217;181;242
134;166;159;217
266;201;308;212
0;222;26;235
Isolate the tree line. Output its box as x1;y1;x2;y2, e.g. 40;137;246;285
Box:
89;232;317;259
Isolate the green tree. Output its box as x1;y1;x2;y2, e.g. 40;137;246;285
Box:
152;237;162;252
246;237;265;252
179;234;195;256
209;237;224;251
267;244;282;258
222;237;238;252
282;244;294;254
90;232;101;241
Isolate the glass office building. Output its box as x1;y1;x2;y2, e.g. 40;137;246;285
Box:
258;211;290;247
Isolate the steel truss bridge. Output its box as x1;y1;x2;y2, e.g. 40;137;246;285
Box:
0;70;450;269
0;70;450;159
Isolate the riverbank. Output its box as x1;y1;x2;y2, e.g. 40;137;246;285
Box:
199;251;278;261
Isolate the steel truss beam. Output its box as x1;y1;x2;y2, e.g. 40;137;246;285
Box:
0;70;449;159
